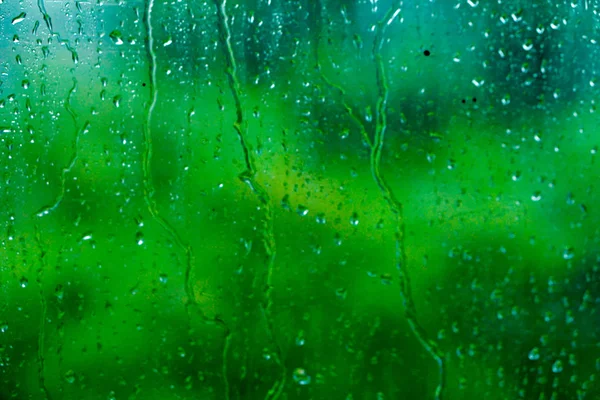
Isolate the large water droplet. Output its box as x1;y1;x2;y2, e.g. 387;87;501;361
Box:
12;12;26;25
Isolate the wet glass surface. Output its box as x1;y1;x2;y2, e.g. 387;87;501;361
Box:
1;1;600;399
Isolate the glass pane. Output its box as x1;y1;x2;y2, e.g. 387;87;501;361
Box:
1;1;599;399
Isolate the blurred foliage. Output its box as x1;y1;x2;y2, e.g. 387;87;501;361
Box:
1;0;600;399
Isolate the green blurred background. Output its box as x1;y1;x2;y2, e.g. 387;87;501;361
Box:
1;0;600;399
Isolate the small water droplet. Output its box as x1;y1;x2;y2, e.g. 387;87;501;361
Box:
315;213;326;224
109;30;124;45
295;331;305;346
0;323;8;333
531;192;542;202
552;360;563;373
293;368;311;385
563;247;575;260
65;370;76;384
296;205;309;217
136;232;144;245
334;232;342;246
159;274;168;284
19;277;28;288
280;194;291;211
380;274;392;285
335;287;347;299
350;212;359;226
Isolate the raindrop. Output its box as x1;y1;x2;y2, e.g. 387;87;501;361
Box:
522;40;533;51
136;232;144;245
336;287;347;299
531;192;542;202
296;205;309;217
380;273;393;285
334;232;342;246
552;360;563;373
315;213;326;224
65;370;76;384
563;247;575;260
19;277;28;288
350;212;359;226
280;194;291;211
11;12;26;25
566;192;575;205
159;274;168;284
295;331;305;346
293;368;311;385
109;30;124;45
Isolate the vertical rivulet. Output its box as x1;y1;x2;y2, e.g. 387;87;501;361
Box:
212;1;286;398
370;4;446;399
143;0;196;326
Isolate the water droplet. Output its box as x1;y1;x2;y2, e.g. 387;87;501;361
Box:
315;213;326;224
380;274;392;285
19;277;28;288
335;287;347;299
471;78;485;87
350;212;359;226
295;331;305;346
136;232;144;245
82;233;93;241
159;274;168;284
293;368;311;385
55;285;64;300
522;39;533;51
334;232;342;246
109;30;124;45
65;370;76;384
531;192;542;202
12;12;26;25
552;360;563;373
296;205;309;217
563;247;575;260
566;192;575;205
280;194;291;211
0;323;8;333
